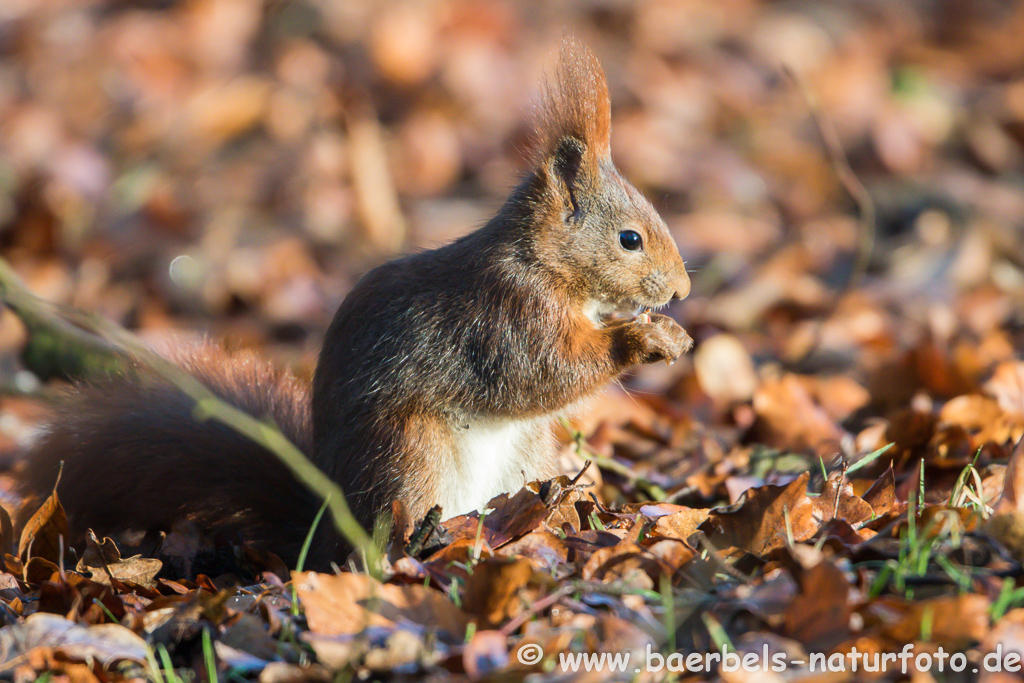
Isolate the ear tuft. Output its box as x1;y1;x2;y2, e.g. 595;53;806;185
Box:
534;36;611;164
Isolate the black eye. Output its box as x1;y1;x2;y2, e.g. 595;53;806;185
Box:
618;230;642;251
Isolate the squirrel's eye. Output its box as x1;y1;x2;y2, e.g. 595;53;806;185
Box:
618;230;642;251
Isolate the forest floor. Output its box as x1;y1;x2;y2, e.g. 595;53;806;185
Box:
0;1;1023;681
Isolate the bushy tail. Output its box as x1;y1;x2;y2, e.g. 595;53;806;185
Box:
16;346;345;570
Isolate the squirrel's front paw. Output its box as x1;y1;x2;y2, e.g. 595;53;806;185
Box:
631;314;693;365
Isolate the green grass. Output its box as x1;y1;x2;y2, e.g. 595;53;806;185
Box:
991;578;1024;621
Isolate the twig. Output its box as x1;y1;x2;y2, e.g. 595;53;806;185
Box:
0;259;127;381
832;459;849;521
569;459;592;485
404;505;442;557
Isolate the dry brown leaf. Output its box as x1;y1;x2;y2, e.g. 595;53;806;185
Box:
424;538;492;578
984;511;1024;564
796;375;872;422
463;629;509;679
348;101;406;253
17;488;69;565
443;487;549;549
3;553;23;577
543;486;586;532
882;594;991;648
77;552;162;590
220;612;281;662
940;394;1020;446
993;435;1024;514
0;506;14;559
693;333;759;404
293;571;471;639
986;361;1024;417
985;607;1024;681
187;76;270;143
651;507;711;540
81;531;120;567
752;374;846;455
861;465;896;516
886;407;938;463
782;556;851;651
814;472;875;525
461;557;534;627
701;473;818;556
23;556;59;585
497;531;569;572
581;532;695;588
580;542;648;585
644;539;697;572
0;612;148;666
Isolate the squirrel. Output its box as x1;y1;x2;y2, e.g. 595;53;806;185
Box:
15;38;692;571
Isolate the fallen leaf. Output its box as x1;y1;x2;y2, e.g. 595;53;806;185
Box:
782;556;852;651
23;557;59;585
17;488;69;565
651;507;710;540
986;361;1024;416
813;471;874;525
76;531;162;589
701;473;818;556
220;612;281;662
0;507;13;559
693;333;759;404
497;532;569;573
752;374;847;455
461;557;534;627
796;375;872;422
861;466;897;516
0;612;148;666
940;394;1020;447
881;594;991;648
443;487;549;549
293;571;470;640
994;435;1024;514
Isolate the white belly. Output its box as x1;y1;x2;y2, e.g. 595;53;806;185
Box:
438;416;548;518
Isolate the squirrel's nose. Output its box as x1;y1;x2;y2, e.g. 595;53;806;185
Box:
671;269;691;301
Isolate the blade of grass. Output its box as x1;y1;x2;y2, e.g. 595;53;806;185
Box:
203;627;219;683
290;497;330;617
847;443;894;475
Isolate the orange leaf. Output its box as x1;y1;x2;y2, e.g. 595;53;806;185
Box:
18;488;70;566
700;473;818;556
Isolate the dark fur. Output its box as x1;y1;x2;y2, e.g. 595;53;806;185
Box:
16;348;348;567
17;39;690;571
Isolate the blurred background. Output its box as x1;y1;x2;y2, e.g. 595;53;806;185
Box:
0;0;1022;493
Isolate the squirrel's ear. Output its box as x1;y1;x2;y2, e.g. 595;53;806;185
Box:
534;36;611;166
548;135;586;214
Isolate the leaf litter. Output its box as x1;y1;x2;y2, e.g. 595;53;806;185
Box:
0;0;1022;681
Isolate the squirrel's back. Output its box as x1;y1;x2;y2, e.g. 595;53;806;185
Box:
16;346;343;570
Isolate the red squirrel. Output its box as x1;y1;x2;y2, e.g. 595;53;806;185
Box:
16;39;692;571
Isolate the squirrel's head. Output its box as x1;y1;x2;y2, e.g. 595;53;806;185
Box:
524;37;690;322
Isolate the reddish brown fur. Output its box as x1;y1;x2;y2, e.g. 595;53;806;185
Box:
535;37;612;163
17;39;691;571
